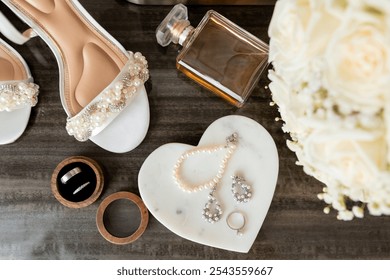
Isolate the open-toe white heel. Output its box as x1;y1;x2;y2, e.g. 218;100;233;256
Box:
0;12;39;144
1;0;150;153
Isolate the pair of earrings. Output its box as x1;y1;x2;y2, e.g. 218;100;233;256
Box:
202;175;252;223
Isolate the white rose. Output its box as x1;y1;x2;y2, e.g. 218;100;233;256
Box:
323;12;390;113
268;0;311;80
268;70;307;137
304;0;342;58
269;0;341;87
324;0;390;19
323;0;354;19
301;128;386;202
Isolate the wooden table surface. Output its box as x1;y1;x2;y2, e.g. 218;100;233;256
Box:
1;0;389;260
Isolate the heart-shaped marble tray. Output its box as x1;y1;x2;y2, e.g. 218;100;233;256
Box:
138;115;279;252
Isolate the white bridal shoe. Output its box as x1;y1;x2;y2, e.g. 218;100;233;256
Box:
1;0;150;153
0;12;39;145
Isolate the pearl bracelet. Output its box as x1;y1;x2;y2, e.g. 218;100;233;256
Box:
172;133;238;193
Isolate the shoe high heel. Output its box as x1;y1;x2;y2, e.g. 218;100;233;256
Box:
1;0;150;153
0;12;39;144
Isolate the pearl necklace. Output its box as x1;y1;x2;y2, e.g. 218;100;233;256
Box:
173;133;238;193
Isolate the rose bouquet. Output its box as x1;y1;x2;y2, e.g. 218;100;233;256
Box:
268;0;390;220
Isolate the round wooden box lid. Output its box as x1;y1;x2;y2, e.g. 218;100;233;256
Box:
96;191;149;245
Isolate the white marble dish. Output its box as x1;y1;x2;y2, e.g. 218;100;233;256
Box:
138;115;279;253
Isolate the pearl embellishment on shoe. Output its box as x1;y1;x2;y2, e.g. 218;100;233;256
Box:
66;52;149;142
0;81;39;112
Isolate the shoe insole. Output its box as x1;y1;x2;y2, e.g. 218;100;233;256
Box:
11;0;129;116
0;41;27;81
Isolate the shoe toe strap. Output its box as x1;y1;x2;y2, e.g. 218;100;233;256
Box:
66;52;149;142
0;79;39;112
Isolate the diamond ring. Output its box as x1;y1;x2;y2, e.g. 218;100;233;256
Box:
73;182;90;195
226;211;246;236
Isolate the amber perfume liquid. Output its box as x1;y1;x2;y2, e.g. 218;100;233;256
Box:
156;4;269;107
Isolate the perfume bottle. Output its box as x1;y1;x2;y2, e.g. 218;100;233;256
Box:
156;4;269;107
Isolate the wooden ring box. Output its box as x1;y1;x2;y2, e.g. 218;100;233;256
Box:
51;156;104;208
96;191;149;245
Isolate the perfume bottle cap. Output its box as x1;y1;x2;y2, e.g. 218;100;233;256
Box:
156;4;194;47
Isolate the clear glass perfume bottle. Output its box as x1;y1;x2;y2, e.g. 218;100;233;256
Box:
156;4;269;107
